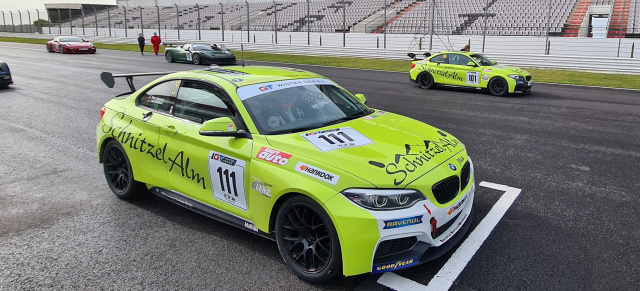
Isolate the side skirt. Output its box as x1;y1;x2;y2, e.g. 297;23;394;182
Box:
149;187;275;241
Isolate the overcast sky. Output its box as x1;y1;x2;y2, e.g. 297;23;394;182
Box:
0;0;117;12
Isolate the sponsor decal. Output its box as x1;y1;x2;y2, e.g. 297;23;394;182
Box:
456;156;465;165
251;177;273;198
372;257;419;273
228;123;234;132
482;68;492;72
212;153;237;166
481;74;490;81
101;112;207;190
439;213;468;243
426;67;463;82
375;111;387;115
231;78;243;82
295;162;339;185
244;221;258;232
301;127;373;152
236;78;334;100
147;95;164;105
256;147;291;165
447;195;469;215
383;215;423;229
368;138;462;186
259;85;273;91
363;115;378;120
448;163;457;171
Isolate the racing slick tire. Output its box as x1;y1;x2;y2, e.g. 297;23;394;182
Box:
102;140;146;199
192;54;201;65
488;77;509;97
46;44;53;53
275;195;342;283
165;51;174;63
418;72;436;89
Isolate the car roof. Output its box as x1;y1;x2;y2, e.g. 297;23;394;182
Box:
166;66;327;87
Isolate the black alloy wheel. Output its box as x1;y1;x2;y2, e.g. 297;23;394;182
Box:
488;77;509;96
418;72;435;89
192;54;201;65
275;196;341;283
165;51;174;62
102;140;145;199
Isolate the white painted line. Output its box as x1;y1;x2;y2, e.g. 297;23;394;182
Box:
378;272;428;290
424;182;521;291
375;181;522;291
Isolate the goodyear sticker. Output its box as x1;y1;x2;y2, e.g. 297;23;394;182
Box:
383;215;423;229
372;257;419;273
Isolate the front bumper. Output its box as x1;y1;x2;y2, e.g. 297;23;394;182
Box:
514;82;532;93
0;74;12;85
325;179;475;276
63;47;96;54
203;56;237;65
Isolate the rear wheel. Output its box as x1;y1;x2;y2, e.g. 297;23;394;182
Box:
275;195;342;283
193;54;201;65
488;77;509;96
418;72;435;89
165;51;174;62
102;140;146;199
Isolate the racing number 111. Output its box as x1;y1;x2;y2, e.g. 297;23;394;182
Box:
217;167;238;196
318;132;354;145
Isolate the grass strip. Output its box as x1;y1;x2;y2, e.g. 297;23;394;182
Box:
2;36;639;89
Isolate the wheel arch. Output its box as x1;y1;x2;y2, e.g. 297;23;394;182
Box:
98;137;116;163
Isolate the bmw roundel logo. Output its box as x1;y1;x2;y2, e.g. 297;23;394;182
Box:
448;164;457;171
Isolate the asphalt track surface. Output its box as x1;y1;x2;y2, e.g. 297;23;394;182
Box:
1;42;639;290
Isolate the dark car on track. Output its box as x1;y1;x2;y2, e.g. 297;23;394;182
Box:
0;60;13;88
164;43;236;65
46;36;97;54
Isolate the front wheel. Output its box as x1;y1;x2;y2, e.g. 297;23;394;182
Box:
488;77;509;96
102;140;146;199
165;51;174;62
418;72;435;89
275;196;342;283
46;44;53;53
192;53;201;65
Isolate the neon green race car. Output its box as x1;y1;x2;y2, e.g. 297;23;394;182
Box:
97;66;475;282
409;51;532;96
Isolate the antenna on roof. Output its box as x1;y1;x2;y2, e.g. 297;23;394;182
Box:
241;44;245;67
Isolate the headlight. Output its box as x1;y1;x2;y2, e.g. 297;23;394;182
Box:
89;43;94;47
342;189;426;211
64;43;71;47
508;74;524;81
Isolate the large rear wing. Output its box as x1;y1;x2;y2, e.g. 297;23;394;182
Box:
100;71;174;94
407;52;432;60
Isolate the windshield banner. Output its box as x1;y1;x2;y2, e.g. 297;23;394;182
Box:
237;78;334;100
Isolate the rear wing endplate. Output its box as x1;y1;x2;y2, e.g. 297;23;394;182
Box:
100;71;174;93
407;52;432;60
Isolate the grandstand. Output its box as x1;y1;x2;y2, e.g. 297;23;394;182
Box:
50;0;639;37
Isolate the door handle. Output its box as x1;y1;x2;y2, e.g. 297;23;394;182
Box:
162;125;178;134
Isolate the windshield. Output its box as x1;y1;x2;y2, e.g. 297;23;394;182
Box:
59;37;83;42
469;54;493;66
196;44;230;53
193;44;213;51
238;79;370;135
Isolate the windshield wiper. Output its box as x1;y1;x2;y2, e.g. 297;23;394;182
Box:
267;125;321;135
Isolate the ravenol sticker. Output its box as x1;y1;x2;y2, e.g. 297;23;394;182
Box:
256;147;291;166
372;257;419;273
295;162;339;185
383;215;423;229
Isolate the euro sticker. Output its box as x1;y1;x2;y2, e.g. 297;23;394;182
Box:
295;162;339;185
256;147;291;166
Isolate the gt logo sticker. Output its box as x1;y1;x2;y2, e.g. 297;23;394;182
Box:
466;71;480;85
301;127;372;152
383;215;423;229
295;162;339;185
209;151;247;210
256;147;291;166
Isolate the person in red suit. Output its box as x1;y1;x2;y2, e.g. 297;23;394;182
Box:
151;32;162;55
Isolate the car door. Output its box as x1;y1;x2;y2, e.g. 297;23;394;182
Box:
178;44;192;63
425;54;452;84
447;54;481;88
156;80;253;219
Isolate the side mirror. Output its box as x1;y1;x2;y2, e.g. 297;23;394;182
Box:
354;93;367;105
199;117;251;138
466;61;477;67
492;60;498;65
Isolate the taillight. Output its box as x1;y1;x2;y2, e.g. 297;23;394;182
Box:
99;107;106;121
411;63;416;69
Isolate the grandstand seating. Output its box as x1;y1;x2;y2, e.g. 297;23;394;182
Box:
61;0;637;37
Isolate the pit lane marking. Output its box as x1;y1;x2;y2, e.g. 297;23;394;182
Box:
377;181;522;291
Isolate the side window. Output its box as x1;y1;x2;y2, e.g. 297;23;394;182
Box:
429;54;448;64
138;80;181;114
174;81;234;124
451;55;473;66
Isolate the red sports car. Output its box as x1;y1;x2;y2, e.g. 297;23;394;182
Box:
46;36;97;54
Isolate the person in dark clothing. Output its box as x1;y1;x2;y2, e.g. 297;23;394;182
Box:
137;33;145;55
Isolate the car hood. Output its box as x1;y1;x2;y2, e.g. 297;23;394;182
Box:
484;65;530;76
201;51;234;56
65;42;93;48
265;111;466;188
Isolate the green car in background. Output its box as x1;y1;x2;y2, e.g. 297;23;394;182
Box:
97;66;475;282
164;43;236;65
409;51;532;96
